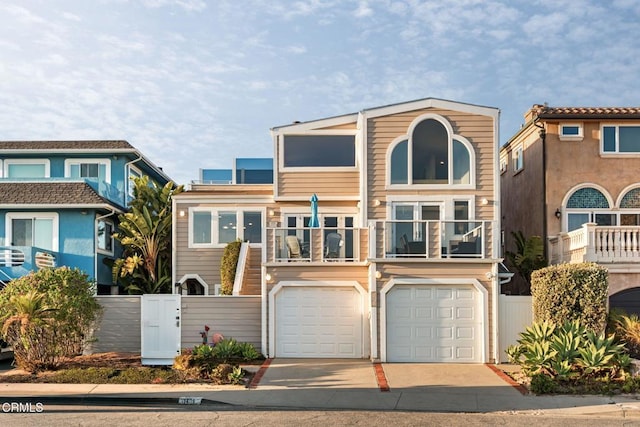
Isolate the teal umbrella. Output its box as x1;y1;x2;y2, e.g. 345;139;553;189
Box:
308;194;319;228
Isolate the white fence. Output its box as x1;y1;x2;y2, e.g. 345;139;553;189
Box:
498;295;532;363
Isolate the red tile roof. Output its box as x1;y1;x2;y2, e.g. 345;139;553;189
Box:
534;105;640;119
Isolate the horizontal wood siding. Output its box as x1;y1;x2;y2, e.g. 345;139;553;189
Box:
266;265;369;293
181;296;262;352
278;171;360;198
367;107;497;258
89;296;141;353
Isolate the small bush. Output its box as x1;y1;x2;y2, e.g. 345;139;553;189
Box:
530;373;557;394
610;311;640;359
531;263;608;333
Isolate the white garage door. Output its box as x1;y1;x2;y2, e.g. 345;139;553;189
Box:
275;286;363;358
386;284;483;362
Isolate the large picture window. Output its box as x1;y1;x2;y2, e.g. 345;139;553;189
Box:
189;209;263;247
602;125;640;153
4;159;50;178
387;115;474;187
283;135;356;168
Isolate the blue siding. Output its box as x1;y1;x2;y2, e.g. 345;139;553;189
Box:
59;211;96;279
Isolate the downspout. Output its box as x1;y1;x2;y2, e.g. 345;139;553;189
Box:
95;209;118;295
124;155;143;203
533;116;547;260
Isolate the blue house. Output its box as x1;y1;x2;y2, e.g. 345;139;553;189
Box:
0;140;172;294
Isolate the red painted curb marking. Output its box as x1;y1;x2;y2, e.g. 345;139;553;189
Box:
373;362;390;392
486;364;528;395
247;358;273;389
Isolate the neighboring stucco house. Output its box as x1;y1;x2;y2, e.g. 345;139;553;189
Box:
173;98;503;363
0;140;172;294
500;105;640;312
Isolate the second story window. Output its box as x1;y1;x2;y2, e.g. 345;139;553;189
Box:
388;114;474;187
65;159;111;183
97;219;114;255
602;125;640;153
282;134;356;169
4;159;50;178
513;147;524;172
559;123;583;141
189;209;263;247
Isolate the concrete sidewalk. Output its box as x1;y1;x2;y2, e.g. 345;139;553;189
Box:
2;359;640;419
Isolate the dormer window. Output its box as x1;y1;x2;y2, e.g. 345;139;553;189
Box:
387;114;474;188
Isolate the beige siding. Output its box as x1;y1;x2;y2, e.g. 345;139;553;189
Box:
277;171;360;199
367;107;497;258
373;262;496;362
89;296;141;353
181;296;261;352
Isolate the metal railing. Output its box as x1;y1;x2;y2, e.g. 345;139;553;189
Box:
268;227;365;263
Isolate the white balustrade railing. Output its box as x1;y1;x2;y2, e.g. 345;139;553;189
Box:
549;223;640;264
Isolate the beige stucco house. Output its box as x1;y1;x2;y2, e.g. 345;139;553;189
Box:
173;98;503;363
501;105;640;312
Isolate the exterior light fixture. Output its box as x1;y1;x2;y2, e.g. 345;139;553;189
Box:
555;208;561;219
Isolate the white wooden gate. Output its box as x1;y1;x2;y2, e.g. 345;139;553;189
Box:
141;294;181;365
498;295;532;363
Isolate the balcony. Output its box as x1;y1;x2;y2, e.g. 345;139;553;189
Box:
0;246;58;286
267;227;368;263
265;221;493;264
369;220;492;260
549;223;640;264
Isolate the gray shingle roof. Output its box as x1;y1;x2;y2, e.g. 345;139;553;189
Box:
0;140;135;151
0;182;113;206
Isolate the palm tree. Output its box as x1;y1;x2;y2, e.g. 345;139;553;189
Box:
1;290;56;337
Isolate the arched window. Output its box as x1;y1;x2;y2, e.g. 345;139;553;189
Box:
388;115;473;187
620;187;640;226
565;187;614;231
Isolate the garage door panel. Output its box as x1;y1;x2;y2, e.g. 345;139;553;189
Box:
275;286;363;358
387;284;482;363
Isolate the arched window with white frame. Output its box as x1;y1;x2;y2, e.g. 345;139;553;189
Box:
564;186;615;232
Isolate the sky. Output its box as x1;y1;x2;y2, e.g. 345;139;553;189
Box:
1;0;639;185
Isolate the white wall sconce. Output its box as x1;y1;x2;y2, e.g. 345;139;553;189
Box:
373;199;381;207
179;210;185;217
268;209;275;217
481;198;489;205
375;271;382;279
265;273;272;282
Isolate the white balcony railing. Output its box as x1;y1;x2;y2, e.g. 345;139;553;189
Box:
549;223;640;264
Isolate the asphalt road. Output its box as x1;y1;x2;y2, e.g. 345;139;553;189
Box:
1;406;638;427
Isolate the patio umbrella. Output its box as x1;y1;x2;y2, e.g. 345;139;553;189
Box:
308;193;320;228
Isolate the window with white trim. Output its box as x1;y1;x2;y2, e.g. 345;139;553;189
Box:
65;159;111;183
388;115;474;187
4;159;50;178
513;146;523;172
97;219;114;255
128;165;142;198
602;125;640;153
189;209;263;247
565;187;615;232
6;212;58;251
559;123;583;141
499;158;507;174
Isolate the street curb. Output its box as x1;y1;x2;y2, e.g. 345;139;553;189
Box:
3;396;234;407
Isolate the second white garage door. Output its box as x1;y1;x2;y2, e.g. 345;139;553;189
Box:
386;284;483;362
275;286;363;358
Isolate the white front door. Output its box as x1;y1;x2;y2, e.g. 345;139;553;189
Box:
141;294;181;365
275;286;363;358
386;284;482;362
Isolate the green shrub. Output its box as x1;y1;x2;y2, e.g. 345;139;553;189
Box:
530;373;557;394
220;240;242;295
610;311;640;359
531;263;608;333
508;320;629;386
0;267;102;372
